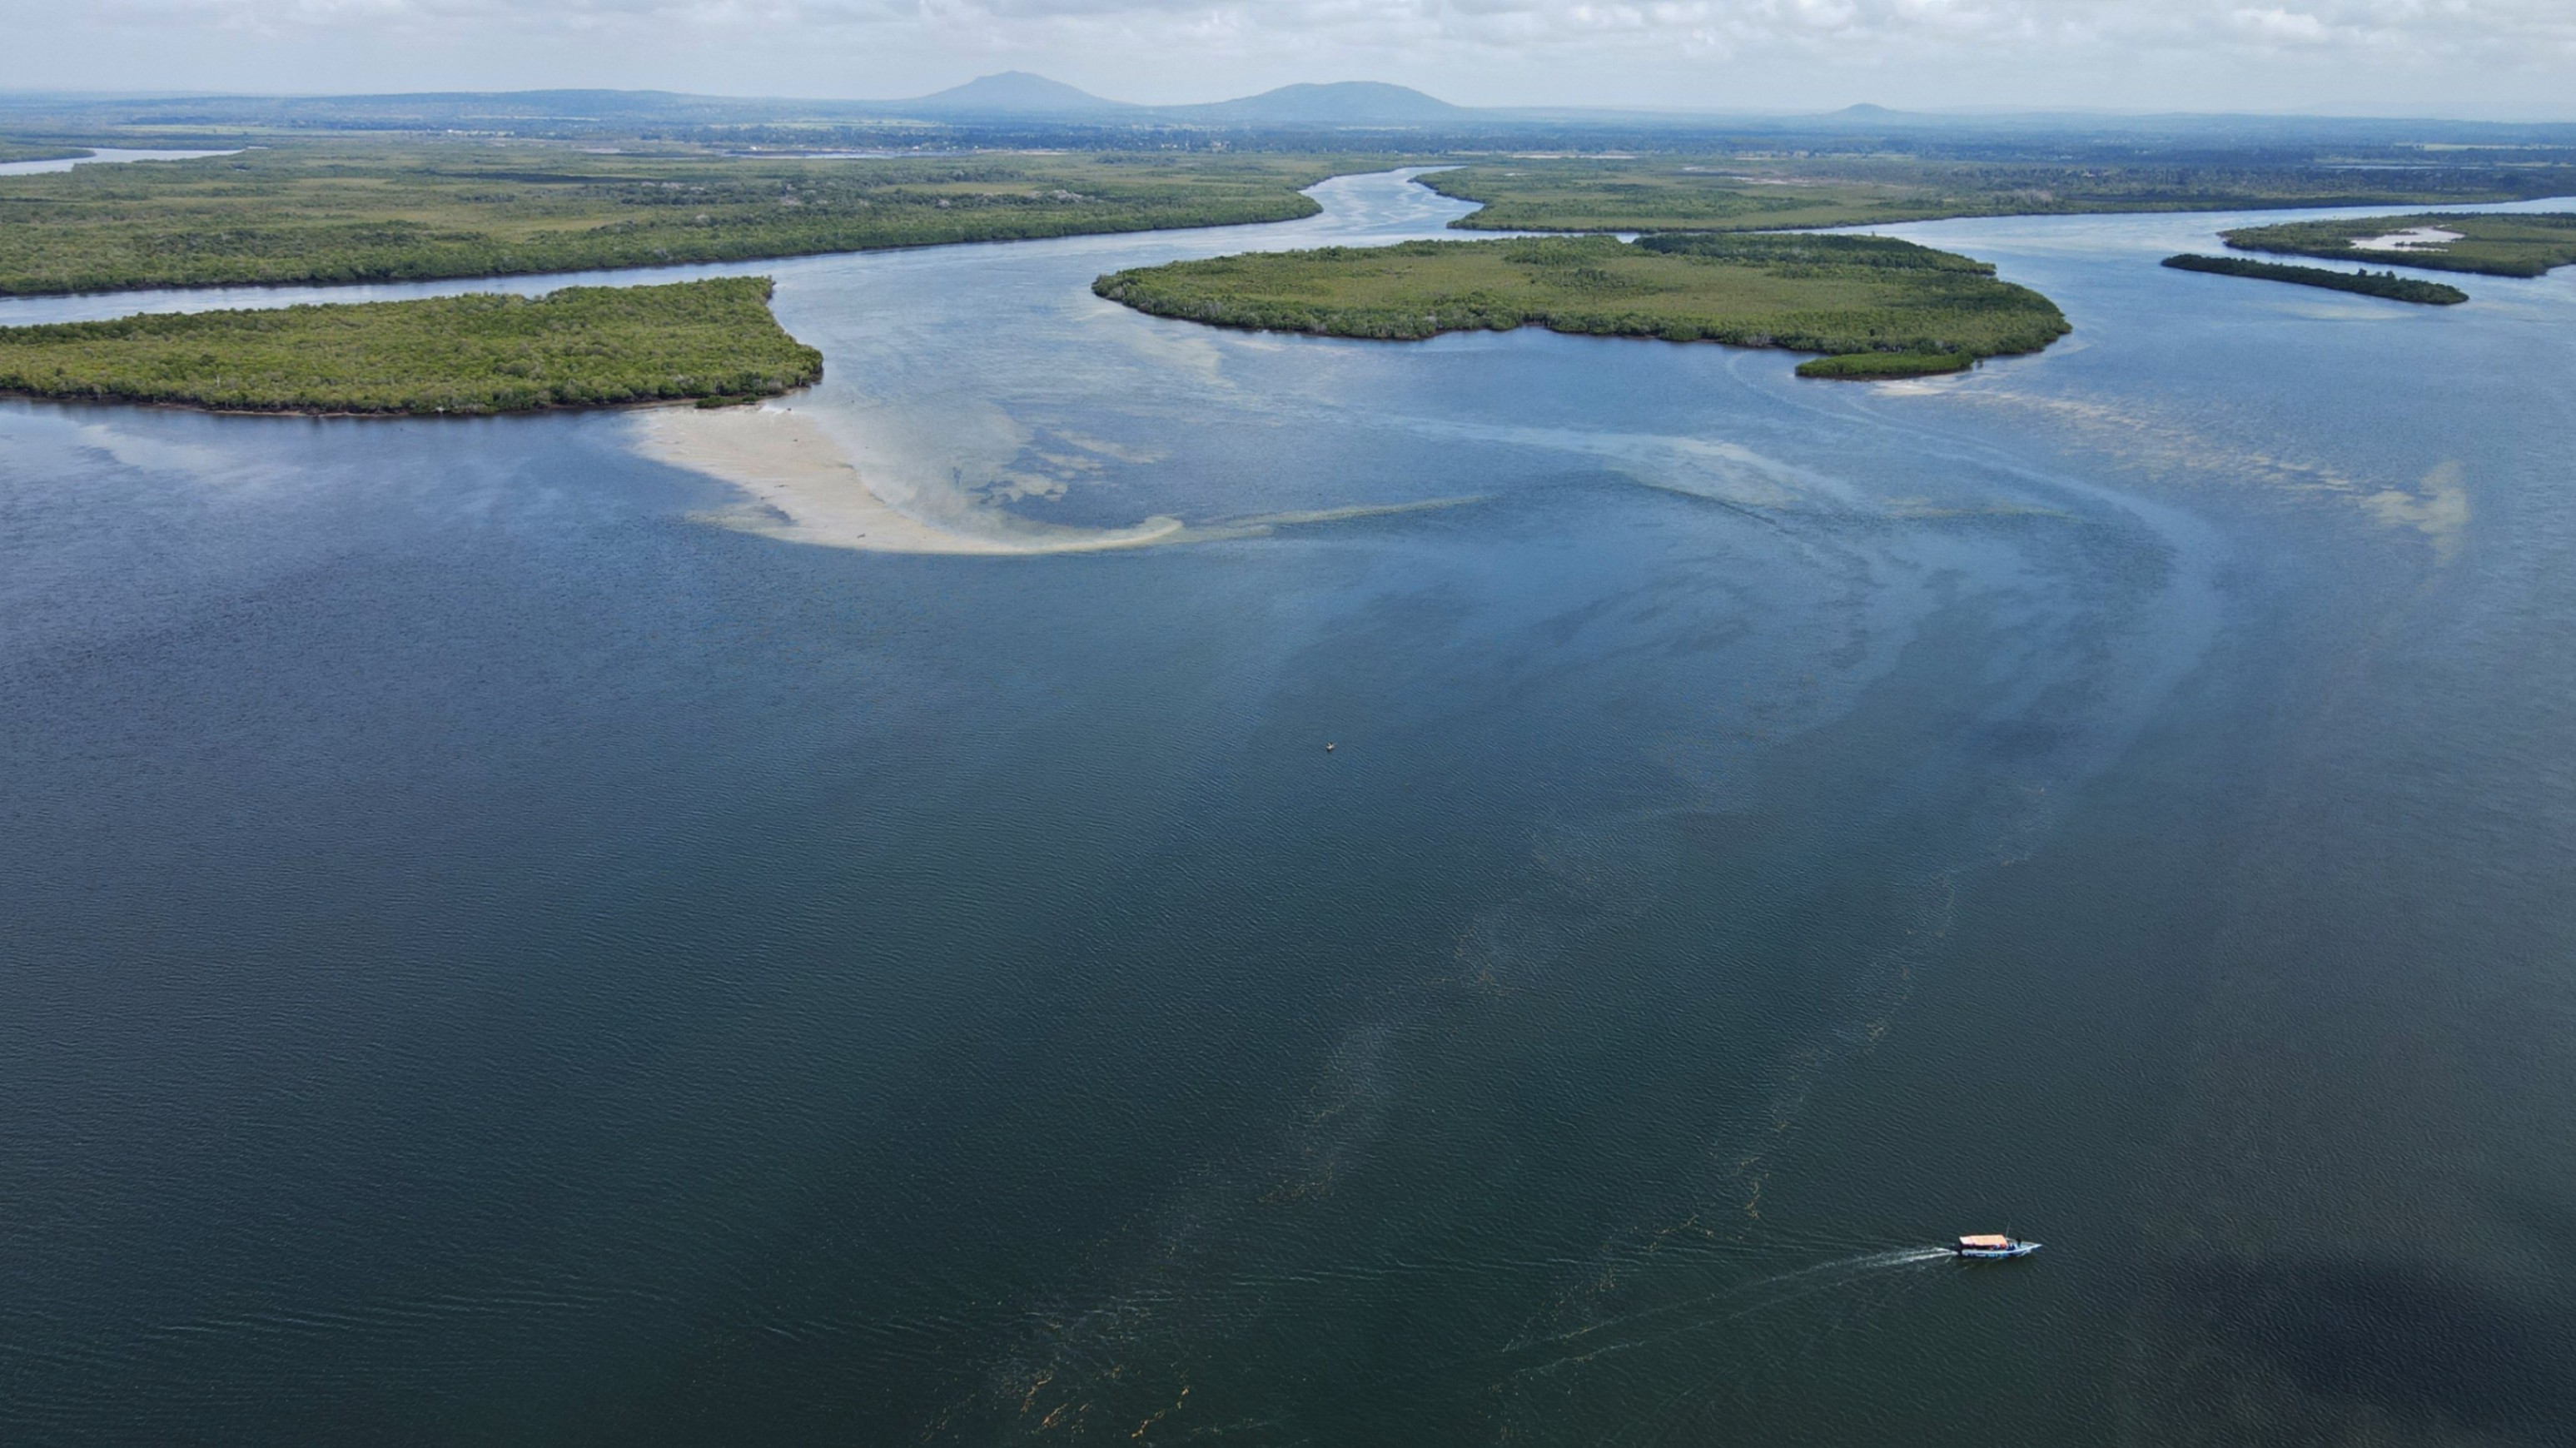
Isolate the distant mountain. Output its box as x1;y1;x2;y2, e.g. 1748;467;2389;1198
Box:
902;72;1132;115
1174;82;1467;127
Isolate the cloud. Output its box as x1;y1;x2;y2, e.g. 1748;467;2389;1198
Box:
19;0;2576;112
2230;7;2333;43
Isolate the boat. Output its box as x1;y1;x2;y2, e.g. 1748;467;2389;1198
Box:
1954;1234;2040;1259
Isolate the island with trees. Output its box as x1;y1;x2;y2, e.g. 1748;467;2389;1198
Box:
2160;253;2469;304
1418;157;2576;235
1093;232;2070;379
2218;211;2576;277
11;95;2568;412
0;276;822;414
0;143;1354;296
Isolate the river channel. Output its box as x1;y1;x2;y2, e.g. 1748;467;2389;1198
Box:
4;169;2574;1445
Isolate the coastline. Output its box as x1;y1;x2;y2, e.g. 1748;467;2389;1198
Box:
0;391;738;421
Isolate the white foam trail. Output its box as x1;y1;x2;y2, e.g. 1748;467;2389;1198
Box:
1510;1244;1954;1357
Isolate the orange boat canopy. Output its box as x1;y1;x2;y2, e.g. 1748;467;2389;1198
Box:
1959;1235;2012;1248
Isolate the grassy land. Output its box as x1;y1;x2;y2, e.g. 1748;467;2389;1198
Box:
1419;157;2576;233
1093;233;2068;377
2161;253;2468;304
2219;212;2576;277
0;141;1354;296
0;276;822;414
0;143;87;163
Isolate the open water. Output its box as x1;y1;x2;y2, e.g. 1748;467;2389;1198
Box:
0;147;242;177
5;172;2576;1445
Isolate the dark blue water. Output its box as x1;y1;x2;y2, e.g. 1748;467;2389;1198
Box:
5;174;2576;1445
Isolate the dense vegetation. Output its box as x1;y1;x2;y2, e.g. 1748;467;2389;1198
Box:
0;276;822;414
7;122;2570;299
2219;212;2576;277
1093;233;2068;377
0;142;1347;295
2161;253;2468;304
1419;157;2576;234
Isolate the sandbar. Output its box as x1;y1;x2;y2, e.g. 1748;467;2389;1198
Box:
638;402;1483;556
634;404;1186;555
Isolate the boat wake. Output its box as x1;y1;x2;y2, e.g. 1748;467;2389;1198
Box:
1483;1246;1962;1445
1501;1244;1957;1375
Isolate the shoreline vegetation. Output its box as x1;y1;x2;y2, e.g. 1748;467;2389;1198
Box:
1093;233;2069;378
2161;253;2469;304
0;144;1350;296
2220;211;2576;277
0;276;821;415
2;132;2569;301
1416;158;2576;235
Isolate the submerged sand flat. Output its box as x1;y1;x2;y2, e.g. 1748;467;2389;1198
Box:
636;403;1476;556
635;405;1186;555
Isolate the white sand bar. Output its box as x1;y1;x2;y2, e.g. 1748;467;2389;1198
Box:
635;403;1479;556
634;405;1184;555
2350;226;2464;252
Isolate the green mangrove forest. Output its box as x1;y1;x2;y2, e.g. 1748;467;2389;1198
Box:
0;276;822;415
2220;212;2576;277
1093;232;2070;378
0;143;1348;296
1419;157;2576;235
2161;253;2468;304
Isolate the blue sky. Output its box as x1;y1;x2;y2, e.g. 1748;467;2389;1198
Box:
12;1;2575;117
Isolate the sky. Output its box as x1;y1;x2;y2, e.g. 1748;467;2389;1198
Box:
10;1;2576;119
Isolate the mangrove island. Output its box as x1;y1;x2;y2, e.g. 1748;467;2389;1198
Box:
1092;232;2070;379
2161;253;2469;305
2220;211;2576;278
0;276;822;415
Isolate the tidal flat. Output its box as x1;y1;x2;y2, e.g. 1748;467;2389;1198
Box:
5;173;2576;1446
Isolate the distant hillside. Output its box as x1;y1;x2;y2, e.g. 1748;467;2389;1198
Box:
1173;82;1466;127
902;72;1131;115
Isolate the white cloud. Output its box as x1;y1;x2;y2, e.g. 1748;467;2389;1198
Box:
2231;7;2332;43
15;0;2576;113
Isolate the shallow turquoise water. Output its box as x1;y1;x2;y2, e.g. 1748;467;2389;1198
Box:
4;173;2575;1445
